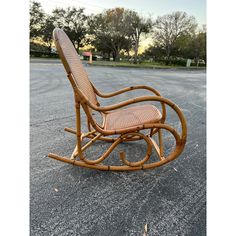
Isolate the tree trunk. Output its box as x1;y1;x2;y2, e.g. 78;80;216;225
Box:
196;57;199;67
127;50;130;61
112;52;116;61
113;49;120;62
134;43;138;64
166;54;171;65
165;45;171;65
115;53;120;62
134;35;140;64
48;43;52;53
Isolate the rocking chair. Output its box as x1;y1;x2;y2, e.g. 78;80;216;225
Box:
48;28;187;171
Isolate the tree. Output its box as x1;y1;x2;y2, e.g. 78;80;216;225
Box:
142;44;166;61
127;12;153;63
41;15;55;52
52;7;88;51
30;1;45;39
174;30;206;65
188;32;206;65
89;8;135;61
154;11;197;64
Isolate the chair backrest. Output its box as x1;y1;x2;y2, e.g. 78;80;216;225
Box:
53;28;98;106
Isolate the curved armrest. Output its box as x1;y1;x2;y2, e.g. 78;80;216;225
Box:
86;95;187;141
88;95;170;112
91;83;162;98
91;84;167;121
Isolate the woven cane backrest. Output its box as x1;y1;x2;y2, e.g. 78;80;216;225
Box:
53;28;98;105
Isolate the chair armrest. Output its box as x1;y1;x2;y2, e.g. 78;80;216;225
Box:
91;83;162;98
89;96;173;112
86;95;187;141
91;84;167;121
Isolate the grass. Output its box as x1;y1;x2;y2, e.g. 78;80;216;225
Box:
30;57;206;69
89;60;206;70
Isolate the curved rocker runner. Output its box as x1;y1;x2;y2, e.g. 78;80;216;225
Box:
48;28;187;171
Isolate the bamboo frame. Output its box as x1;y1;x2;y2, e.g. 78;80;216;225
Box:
48;28;187;171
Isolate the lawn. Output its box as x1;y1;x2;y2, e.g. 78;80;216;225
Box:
89;60;206;69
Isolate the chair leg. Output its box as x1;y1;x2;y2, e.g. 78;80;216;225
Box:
149;136;165;161
158;129;164;157
75;103;82;159
70;144;78;160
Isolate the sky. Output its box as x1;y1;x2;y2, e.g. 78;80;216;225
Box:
35;0;206;26
34;0;206;52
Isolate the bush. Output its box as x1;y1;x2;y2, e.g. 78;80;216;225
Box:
30;42;48;52
30;50;59;58
156;58;187;66
30;42;59;58
146;56;206;67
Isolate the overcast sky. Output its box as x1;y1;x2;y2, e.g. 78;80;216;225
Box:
35;0;206;26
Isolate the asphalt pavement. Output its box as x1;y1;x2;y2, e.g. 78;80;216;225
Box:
30;59;206;236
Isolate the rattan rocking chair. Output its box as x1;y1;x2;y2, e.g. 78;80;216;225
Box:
48;28;187;171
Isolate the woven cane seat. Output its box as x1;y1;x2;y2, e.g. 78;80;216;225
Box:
104;104;162;132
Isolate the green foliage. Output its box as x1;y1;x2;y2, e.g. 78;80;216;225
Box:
29;2;206;65
52;7;88;50
89;8;139;61
154;11;198;63
30;42;48;52
41;15;55;52
142;45;166;61
127;11;153;63
30;1;45;38
143;30;206;66
143;12;206;66
30;42;58;58
173;31;206;64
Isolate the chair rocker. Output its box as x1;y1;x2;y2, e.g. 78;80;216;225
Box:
48;28;187;171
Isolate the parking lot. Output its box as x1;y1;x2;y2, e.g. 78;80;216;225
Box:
30;59;206;236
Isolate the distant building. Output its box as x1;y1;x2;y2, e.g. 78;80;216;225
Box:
82;51;92;60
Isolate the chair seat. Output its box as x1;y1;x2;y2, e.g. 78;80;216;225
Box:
104;104;162;132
